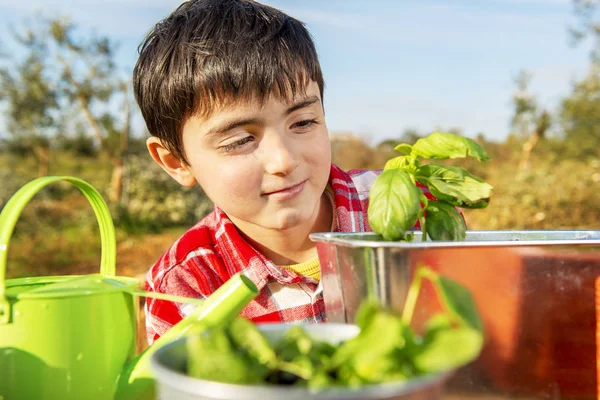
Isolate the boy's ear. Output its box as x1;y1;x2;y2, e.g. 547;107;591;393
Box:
146;136;196;187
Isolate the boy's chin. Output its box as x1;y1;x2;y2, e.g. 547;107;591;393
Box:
268;210;312;231
271;215;303;231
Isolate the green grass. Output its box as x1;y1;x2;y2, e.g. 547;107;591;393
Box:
2;144;599;279
462;155;600;230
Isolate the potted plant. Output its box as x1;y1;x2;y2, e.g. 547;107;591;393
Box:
310;133;600;399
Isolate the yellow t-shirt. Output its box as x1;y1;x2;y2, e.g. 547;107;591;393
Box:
282;257;321;281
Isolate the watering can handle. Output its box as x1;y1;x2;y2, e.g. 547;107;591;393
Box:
0;176;116;323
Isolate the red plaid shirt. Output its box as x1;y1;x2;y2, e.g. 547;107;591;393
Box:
144;164;433;343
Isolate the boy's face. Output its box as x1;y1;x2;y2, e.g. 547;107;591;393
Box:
152;81;332;234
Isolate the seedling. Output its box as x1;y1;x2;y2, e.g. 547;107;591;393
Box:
368;132;493;241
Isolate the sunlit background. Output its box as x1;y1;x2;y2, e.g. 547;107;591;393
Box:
0;0;598;278
0;0;594;142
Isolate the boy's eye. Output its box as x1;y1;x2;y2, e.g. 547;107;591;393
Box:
291;118;318;130
220;136;255;153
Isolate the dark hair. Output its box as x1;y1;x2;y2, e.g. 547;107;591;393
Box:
133;0;325;163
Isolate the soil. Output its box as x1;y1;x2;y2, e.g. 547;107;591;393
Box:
116;230;183;282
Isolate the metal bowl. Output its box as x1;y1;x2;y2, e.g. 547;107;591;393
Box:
309;230;600;399
151;323;451;400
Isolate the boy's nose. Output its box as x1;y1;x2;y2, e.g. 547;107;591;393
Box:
262;134;299;176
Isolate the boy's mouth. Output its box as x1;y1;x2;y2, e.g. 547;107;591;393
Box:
262;180;307;199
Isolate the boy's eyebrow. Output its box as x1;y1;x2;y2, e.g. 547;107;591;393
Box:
207;95;321;136
208;117;262;136
285;95;320;115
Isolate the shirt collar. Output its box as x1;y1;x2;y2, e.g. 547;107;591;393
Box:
212;163;366;291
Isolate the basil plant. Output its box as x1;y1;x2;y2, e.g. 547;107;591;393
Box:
368;132;493;241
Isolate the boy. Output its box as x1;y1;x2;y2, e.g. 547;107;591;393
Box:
133;0;430;343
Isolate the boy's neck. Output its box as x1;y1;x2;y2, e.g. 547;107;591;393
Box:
231;192;333;266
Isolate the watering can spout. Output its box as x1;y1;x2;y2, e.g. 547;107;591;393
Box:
116;272;259;400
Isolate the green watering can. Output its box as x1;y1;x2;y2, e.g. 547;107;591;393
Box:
0;177;259;400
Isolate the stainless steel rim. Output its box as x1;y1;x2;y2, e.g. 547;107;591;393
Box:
151;323;450;399
309;230;600;249
151;358;450;400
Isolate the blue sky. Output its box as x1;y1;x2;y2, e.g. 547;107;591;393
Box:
0;0;593;143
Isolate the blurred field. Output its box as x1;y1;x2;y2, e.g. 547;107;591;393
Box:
2;134;598;358
2;135;598;283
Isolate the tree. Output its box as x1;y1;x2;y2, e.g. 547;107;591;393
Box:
511;71;537;139
561;1;600;158
559;63;600;157
0;35;59;177
509;70;552;171
398;128;424;145
47;17;131;204
571;0;600;60
0;16;131;203
330;133;375;170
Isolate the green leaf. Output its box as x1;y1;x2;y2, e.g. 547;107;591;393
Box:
278;356;316;381
394;143;413;155
411;132;490;161
436;276;483;332
330;309;404;367
335;364;366;388
413;327;484;373
307;369;337;390
384;156;409;170
367;168;422;241
227;317;278;370
328;307;420;386
275;325;337;382
422;313;453;343
424;201;467;241
384;155;419;173
334;309;418;383
187;326;267;384
415;164;493;209
354;300;380;330
352;352;413;383
276;325;313;358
